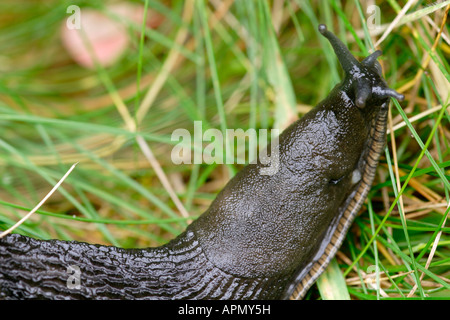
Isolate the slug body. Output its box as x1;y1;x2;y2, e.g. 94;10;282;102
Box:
0;25;403;300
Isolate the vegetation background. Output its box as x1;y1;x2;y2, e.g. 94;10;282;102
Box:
0;0;449;299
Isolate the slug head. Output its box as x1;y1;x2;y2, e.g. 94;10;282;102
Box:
318;24;404;109
190;25;404;282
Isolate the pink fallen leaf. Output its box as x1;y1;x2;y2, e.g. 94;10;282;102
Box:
60;3;162;69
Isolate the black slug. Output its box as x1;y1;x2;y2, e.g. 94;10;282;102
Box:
0;24;403;300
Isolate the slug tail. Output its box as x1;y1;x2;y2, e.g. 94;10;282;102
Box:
0;232;288;299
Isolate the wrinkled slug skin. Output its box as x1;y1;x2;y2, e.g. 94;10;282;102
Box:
0;25;403;300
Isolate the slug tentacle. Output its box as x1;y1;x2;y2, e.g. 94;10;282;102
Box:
354;81;372;109
318;24;359;71
361;50;382;67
